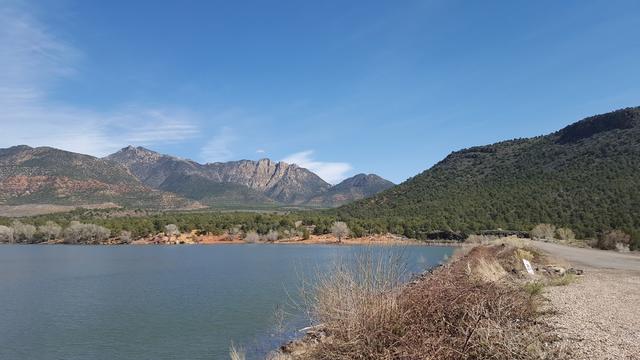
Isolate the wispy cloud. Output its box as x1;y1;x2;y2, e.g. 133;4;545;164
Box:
114;109;200;145
0;5;200;157
282;150;352;184
200;126;236;163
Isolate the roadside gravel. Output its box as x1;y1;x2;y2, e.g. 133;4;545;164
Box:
544;267;640;359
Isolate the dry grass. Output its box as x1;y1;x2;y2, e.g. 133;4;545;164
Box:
523;281;545;296
490;235;530;248
547;273;578;286
266;352;293;360
289;245;567;360
472;258;508;283
229;343;246;360
299;249;407;355
465;234;494;244
515;248;534;261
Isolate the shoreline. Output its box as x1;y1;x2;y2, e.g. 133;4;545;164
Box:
0;239;463;247
0;233;464;246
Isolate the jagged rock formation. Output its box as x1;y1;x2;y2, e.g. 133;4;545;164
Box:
0;145;392;211
106;146;331;204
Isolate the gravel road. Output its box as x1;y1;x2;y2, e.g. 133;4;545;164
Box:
533;241;640;271
532;241;640;359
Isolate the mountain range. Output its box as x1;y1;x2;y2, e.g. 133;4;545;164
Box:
0;145;394;210
2;106;638;239
339;106;640;238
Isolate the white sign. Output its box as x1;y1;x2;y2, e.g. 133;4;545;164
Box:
522;259;535;275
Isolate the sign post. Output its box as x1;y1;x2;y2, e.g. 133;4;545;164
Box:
522;259;535;275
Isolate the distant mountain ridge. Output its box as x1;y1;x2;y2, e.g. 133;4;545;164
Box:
339;106;640;238
105;146;393;206
0;145;194;209
307;173;395;206
0;144;392;211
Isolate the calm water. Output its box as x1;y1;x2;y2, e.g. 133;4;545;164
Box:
0;244;452;360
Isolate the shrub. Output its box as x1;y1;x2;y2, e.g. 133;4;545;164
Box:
11;220;36;243
164;224;180;237
302;228;310;240
631;231;640;251
330;221;349;242
596;230;631;250
119;230;132;243
524;281;545;296
301;250;406;355
350;223;365;238
556;227;575;241
548;274;577;286
226;226;241;241
0;225;14;243
63;222;111;244
244;231;260;243
266;230;279;242
473;258;507;283
39;221;62;242
531;224;556;240
466;234;491;244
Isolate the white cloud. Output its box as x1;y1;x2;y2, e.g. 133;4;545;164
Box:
201;126;236;162
0;5;200;157
113;109;200;145
256;149;266;154
282;150;352;184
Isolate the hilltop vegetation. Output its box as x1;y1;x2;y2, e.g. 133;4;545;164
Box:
338;107;640;244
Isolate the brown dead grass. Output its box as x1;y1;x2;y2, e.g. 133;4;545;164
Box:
289;245;567;360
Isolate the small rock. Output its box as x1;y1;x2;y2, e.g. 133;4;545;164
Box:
545;265;566;276
567;268;584;275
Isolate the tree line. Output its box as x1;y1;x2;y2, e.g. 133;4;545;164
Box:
0;208;637;249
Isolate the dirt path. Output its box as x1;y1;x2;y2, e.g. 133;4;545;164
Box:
533;240;640;271
532;241;640;359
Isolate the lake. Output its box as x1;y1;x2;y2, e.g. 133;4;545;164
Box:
0;244;452;359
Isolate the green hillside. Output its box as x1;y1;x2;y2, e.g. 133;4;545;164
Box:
338;107;640;240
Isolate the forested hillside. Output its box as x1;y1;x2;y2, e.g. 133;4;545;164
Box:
338;107;640;240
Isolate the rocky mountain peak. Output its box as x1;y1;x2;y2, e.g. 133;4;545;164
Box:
335;173;394;188
106;146;167;168
0;144;393;209
305;173;395;206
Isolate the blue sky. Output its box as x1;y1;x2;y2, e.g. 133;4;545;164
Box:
1;0;639;183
